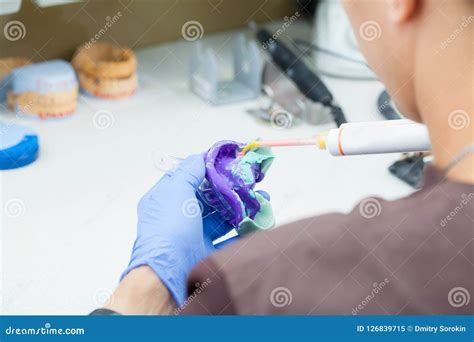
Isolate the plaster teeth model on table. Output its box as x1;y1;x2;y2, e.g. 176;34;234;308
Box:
6;60;78;119
72;42;138;99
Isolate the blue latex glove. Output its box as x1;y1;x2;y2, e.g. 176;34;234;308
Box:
122;154;235;306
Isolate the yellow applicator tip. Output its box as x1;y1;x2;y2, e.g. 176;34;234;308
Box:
242;141;260;153
239;141;259;157
317;133;327;150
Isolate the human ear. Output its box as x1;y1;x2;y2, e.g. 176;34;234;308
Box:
386;0;417;23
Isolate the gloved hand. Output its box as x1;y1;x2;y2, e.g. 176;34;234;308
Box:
122;154;236;306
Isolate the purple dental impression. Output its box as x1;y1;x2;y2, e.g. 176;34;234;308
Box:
201;140;266;227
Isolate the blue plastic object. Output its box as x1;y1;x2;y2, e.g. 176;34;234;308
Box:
0;123;39;170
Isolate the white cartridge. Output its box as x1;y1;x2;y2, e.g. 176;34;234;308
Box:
326;120;432;156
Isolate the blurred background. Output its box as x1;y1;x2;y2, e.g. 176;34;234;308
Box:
1;0;415;315
1;0;296;59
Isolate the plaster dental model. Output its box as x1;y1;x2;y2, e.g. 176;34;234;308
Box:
7;59;78;118
72;42;137;99
199;140;275;235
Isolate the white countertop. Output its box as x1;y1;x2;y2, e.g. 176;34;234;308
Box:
0;24;414;314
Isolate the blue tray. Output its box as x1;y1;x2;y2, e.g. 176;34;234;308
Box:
0;123;39;170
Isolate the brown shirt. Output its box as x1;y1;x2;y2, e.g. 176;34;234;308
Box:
181;166;474;315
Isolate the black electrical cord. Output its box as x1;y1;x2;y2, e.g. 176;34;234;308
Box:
377;90;402;120
291;39;379;81
292;39;367;66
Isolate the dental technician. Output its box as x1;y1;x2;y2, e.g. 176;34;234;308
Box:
92;0;473;315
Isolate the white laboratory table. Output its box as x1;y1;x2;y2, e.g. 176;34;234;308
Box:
1;25;415;314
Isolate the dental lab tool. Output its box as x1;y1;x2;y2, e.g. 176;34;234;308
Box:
246;62;334;128
240;120;431;156
255;27;346;127
190;34;263;105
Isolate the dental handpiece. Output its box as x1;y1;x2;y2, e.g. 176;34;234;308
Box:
240;119;432;156
255;28;347;127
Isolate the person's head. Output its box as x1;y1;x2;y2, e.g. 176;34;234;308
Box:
342;0;472;123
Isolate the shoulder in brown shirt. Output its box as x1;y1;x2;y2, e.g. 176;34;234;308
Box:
181;166;474;315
